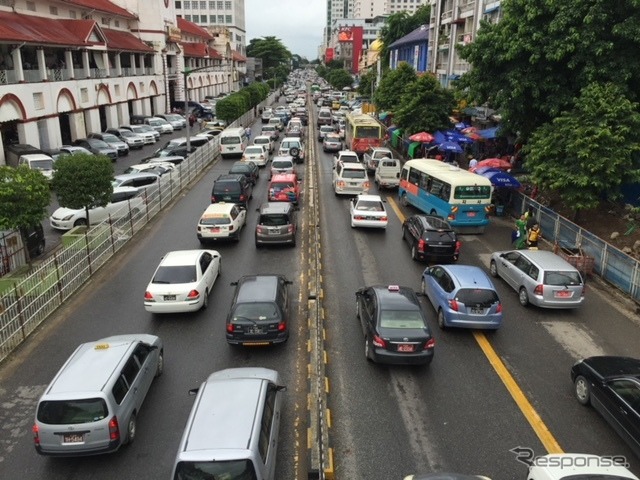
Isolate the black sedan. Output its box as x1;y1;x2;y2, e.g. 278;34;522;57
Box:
571;356;640;456
355;285;435;366
228;161;259;185
402;214;461;263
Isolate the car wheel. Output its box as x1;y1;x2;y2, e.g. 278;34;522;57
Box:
351;219;355;228
202;289;209;310
255;239;261;248
364;336;373;362
400;194;408;207
356;300;361;319
518;287;529;307
217;260;222;276
411;243;418;261
489;260;498;277
155;349;164;378
402;225;407;241
35;241;45;256
437;309;446;330
125;413;137;445
574;375;591;406
73;218;87;227
420;278;427;295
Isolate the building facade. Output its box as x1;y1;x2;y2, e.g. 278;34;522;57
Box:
0;0;244;165
388;24;428;73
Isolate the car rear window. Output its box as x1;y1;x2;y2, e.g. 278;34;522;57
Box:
356;200;384;211
213;182;241;194
245;147;263;154
543;271;582;286
37;398;108;424
379;310;425;329
153;265;197;284
231;302;280;321
173;460;258;480
200;214;231;226
270;181;295;191
260;214;290;226
221;136;242;145
341;169;365;179
455;288;499;306
272;160;293;169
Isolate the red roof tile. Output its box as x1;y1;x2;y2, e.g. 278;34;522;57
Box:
231;50;246;62
181;42;223;59
0;12;103;47
103;29;155;53
62;0;137;19
177;17;213;40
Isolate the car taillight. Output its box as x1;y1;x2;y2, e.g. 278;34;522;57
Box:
144;291;154;302
257;225;265;233
32;424;40;446
448;213;456;221
278;321;286;331
381;216;388;221
372;335;386;348
364;181;370;189
108;416;120;442
226;323;234;333
287;225;294;233
355;215;365;220
496;302;503;313
533;285;543;296
338;181;345;187
187;289;200;300
418;238;427;252
455;240;462;253
448;299;459;311
211;195;217;203
424;338;436;350
239;194;246;201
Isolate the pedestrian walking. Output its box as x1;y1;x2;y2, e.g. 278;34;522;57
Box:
245;126;251;140
527;223;541;249
512;214;528;249
188;114;196;128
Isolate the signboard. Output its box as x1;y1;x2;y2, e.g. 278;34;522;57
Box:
167;26;181;42
325;47;334;63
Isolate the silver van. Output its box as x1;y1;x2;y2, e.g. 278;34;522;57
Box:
489;249;585;308
171;368;285;480
33;334;163;456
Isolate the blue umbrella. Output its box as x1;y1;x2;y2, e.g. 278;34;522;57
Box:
438;141;463;153
478;170;521;188
454;122;469;130
445;130;475;144
434;131;447;144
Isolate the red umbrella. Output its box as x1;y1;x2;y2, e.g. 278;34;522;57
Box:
409;131;435;143
461;126;478;134
464;132;483;141
474;158;512;171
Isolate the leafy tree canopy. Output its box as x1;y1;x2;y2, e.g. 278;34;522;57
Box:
326;69;353;91
379;5;430;66
524;82;640;217
456;0;640;142
373;62;417;111
247;36;291;79
394;74;456;134
357;69;376;97
0;165;50;231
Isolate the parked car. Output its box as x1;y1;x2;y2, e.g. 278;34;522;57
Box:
229;161;259;185
144;249;221;313
571;356;640;457
105;127;145;149
124;162;176;176
73;138;118;161
349;194;388;229
49;186;143;230
355;285;435;365
211;174;253;208
197;203;247;243
21;223;46;258
156;113;186;130
87;132;129;156
405;475;491;480
145;116;174;134
47;145;93;161
421;265;502;330
120;124;158;143
402;215;461;263
489;249;585;308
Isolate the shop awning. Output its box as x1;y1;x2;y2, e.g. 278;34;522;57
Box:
408;142;421;158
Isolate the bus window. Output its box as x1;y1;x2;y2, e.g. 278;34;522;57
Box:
429;179;444;197
419;172;430;191
408;167;420;186
356;126;381;139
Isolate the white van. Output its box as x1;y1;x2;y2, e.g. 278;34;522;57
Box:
374;158;402;189
219;127;247;159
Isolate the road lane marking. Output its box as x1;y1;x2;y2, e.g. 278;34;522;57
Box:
473;331;564;454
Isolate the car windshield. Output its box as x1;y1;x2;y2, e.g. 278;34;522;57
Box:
173;460;258;480
270;182;295;191
260;214;290;226
148;119;162;126
232;302;279;321
281;141;300;149
37;398;108;425
379;310;425;329
341;169;365;179
200;214;231;226
356;200;384;212
152;265;197;284
341;155;359;163
102;134;119;142
30;159;54;170
120;130;136;138
272;161;293;169
88;139;110;148
455;288;499;307
136;126;154;133
254;138;269;144
230;165;250;173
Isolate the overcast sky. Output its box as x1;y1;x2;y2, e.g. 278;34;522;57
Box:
245;0;326;60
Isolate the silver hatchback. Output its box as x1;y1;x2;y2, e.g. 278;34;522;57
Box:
489;249;585;308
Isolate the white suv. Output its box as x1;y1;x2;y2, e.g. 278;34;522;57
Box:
333;161;369;196
278;137;304;164
50;186;144;230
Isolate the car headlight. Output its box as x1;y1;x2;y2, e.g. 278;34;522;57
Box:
62;214;76;221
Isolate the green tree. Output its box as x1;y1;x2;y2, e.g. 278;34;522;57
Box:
0;165;50;263
357;69;376;97
394;74;456;134
524;82;640;219
327;69;353;90
373;62;417;111
456;0;640;142
247;36;291;81
51;153;114;227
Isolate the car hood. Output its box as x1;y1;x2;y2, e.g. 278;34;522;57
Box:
579;356;640;378
52;206;82;218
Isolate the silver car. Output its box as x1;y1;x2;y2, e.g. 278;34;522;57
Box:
270;156;295;179
489;249;585;308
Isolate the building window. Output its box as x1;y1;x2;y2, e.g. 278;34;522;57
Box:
101;17;110;26
225;0;231;8
218;14;224;23
200;14;207;22
175;1;181;7
25;1;35;11
225;14;232;23
185;14;191;20
209;1;215;8
200;1;206;8
49;5;58;14
114;20;119;27
217;1;223;9
184;0;190;8
69;10;76;18
210;14;216;22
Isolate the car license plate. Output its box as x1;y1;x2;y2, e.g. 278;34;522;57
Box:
210;227;220;232
228;147;235;150
164;295;176;301
222;196;232;201
467;211;477;217
471;307;484;314
397;344;415;352
554;290;571;298
248;326;264;334
63;433;84;443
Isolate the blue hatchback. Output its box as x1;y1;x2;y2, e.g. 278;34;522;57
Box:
421;264;503;330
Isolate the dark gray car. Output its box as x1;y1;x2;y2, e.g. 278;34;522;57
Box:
73;138;118;161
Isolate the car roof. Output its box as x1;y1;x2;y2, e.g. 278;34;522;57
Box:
510;249;581;270
270;173;297;182
236;275;285;303
113;186;140;194
216;173;245;182
160;250;207;266
281;137;301;142
254;135;271;141
355;194;383;202
272;156;294;163
114;172;160;181
437;265;495;290
260;202;293;214
369;285;421;311
581;356;640;380
339;162;365;170
201;203;237;216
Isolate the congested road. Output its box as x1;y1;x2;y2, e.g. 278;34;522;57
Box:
1;94;640;480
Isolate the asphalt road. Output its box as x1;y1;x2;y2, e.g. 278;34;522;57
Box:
1;103;640;480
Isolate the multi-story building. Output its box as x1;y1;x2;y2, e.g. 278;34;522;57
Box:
325;0;354;45
388;24;429;73
0;0;242;165
427;0;502;87
385;0;429;14
173;0;246;54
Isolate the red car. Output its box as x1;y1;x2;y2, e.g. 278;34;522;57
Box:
268;173;300;204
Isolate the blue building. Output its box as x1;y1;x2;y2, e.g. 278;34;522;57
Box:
388;25;429;73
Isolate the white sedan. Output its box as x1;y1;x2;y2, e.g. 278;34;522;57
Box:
350;194;388;229
144;249;221;314
242;144;270;167
527;454;639;480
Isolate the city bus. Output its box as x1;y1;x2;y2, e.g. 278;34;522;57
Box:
345;113;383;156
398;159;493;233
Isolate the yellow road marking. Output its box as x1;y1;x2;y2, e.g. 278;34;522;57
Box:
386;196;405;222
473;331;563;454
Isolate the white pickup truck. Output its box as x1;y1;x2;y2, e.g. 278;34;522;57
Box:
333;150;360;167
363;147;393;173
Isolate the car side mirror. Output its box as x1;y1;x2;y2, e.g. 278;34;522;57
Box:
230;281;238;286
188;387;200;396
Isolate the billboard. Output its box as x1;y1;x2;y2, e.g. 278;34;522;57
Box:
337;26;363;74
325;47;334;63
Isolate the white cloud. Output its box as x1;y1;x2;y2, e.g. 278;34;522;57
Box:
245;0;326;59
